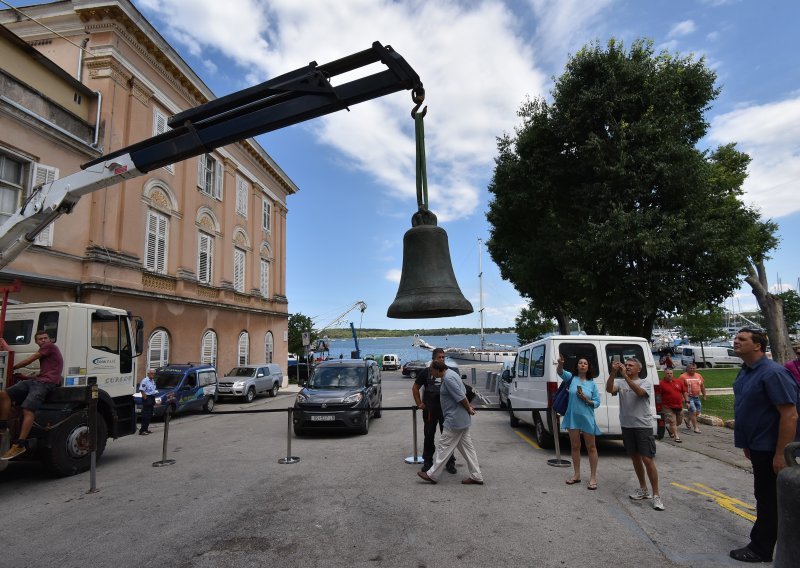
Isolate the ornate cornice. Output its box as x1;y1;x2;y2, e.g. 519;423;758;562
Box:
130;76;153;105
86;55;131;87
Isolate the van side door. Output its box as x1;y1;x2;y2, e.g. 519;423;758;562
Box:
554;340;607;431
602;341;657;435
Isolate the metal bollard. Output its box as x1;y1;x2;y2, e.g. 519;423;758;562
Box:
489;373;497;393
86;377;99;493
485;371;492;389
470;367;476;386
152;405;176;467
546;410;570;467
775;442;800;567
404;406;424;464
279;408;300;464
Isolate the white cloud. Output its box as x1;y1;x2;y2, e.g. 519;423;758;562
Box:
668;20;697;38
385;269;402;283
708;96;800;218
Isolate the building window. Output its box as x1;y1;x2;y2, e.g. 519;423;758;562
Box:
145;209;168;273
147;329;170;369
233;247;245;293
152;108;174;173
238;331;249;365
0;153;25;225
201;330;217;366
197;231;213;284
265;331;274;363
236;175;248;218
197;153;223;199
32;164;59;246
260;258;269;297
262;198;271;232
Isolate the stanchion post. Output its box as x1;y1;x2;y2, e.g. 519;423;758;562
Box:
86;376;99;493
153;395;176;467
404;406;423;464
471;367;476;386
279;407;300;464
547;410;570;467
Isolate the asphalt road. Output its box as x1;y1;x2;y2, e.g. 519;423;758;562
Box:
1;370;761;568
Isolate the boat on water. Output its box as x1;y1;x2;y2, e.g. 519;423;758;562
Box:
411;238;517;365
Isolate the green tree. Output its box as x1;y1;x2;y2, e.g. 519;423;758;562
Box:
778;290;800;332
515;303;555;345
487;38;767;339
288;313;316;360
675;305;726;365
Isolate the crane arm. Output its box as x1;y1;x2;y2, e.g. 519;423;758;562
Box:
315;301;367;333
0;41;422;270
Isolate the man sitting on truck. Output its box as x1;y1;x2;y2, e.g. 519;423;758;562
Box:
0;330;64;460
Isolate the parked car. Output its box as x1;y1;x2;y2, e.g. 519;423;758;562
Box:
134;363;218;419
293;359;382;435
218;364;283;402
381;353;400;370
402;359;428;378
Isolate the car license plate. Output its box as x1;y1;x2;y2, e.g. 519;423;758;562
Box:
218;388;231;393
311;415;335;421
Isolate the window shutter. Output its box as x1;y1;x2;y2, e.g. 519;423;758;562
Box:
234;248;245;292
236;176;248;217
33;164;58;246
260;258;269;297
197;155;205;189
198;232;213;284
214;158;223;199
147;330;169;369
152;109;174;173
201;330;217;365
262;199;271;232
265;331;274;364
146;210;168;273
238;332;249;365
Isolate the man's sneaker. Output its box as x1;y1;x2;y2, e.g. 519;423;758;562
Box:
652;495;665;511
1;443;26;461
629;487;651;500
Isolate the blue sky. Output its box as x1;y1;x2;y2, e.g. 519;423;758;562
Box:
13;0;800;331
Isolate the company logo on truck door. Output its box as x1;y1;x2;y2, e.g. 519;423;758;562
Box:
92;356;116;368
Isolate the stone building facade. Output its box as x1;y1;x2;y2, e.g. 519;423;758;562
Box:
0;0;296;375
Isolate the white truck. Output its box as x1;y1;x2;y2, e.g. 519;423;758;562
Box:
504;335;664;448
1;302;142;476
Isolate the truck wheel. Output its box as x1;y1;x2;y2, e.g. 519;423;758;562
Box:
44;413;108;477
244;387;256;403
269;384;279;397
533;412;555;449
508;402;520;427
203;396;215;413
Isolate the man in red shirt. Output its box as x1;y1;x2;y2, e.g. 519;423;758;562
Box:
660;369;688;442
0;330;64;460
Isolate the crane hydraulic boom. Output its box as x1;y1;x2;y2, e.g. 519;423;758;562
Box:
0;42;422;269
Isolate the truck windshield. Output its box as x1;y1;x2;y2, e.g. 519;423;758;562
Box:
227;367;256;377
309;367;365;388
155;370;183;389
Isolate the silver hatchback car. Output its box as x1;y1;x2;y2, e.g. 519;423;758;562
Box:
218;364;283;402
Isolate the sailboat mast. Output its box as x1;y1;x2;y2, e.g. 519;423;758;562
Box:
478;237;485;350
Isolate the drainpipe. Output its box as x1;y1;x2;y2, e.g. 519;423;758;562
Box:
93;90;101;148
77;38;89;80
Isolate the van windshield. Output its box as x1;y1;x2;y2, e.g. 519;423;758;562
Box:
155;370;184;389
226;367;256;377
309;367;365;388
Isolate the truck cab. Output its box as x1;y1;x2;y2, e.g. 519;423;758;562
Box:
1;302;143;476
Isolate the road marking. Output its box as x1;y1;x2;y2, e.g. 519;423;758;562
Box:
514;430;541;450
671;482;756;522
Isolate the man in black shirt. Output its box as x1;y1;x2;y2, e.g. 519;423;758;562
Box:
411;348;457;473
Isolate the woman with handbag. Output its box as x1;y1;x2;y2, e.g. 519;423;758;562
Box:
557;353;602;489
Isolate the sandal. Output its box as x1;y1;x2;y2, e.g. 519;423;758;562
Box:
565;478;581;485
694;428;702;433
675;438;683;443
587;482;598;490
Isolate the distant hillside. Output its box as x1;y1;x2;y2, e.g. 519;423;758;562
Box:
320;327;515;339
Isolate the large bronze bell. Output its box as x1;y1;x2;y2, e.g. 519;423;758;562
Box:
387;209;473;319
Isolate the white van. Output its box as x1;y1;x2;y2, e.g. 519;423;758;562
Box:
381;354;400;371
679;345;741;368
504;335;663;448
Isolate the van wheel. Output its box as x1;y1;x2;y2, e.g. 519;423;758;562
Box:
373;404;382;419
533;412;555;449
410;371;418;379
44;413;108;477
359;411;370;435
508;403;520;427
203;397;215;413
269;384;279;398
293;424;304;436
244;387;256;403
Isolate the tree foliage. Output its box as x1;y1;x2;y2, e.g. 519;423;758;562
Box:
288;313;316;359
515;303;555;345
778;290;800;332
675;305;726;344
487;38;769;339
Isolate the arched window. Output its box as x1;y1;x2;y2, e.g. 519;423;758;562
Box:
238;331;249;365
147;329;169;369
265;331;274;363
201;330;217;366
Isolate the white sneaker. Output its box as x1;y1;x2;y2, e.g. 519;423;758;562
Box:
629;487;651;500
652;495;665;511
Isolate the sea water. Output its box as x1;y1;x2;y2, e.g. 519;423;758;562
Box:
322;332;519;363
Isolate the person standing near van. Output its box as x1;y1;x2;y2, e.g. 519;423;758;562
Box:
0;331;64;461
556;354;601;489
139;369;156;435
412;348;456;474
606;357;664;511
679;363;705;433
659;369;688;442
729;328;798;563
